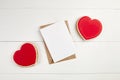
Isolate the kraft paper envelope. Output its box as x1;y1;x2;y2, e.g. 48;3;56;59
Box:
40;21;76;64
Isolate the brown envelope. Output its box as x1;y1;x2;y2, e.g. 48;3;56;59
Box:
40;21;76;64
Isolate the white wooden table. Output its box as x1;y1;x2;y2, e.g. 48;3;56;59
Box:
0;0;120;79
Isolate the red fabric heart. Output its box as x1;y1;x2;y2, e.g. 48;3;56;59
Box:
77;16;102;40
13;43;37;66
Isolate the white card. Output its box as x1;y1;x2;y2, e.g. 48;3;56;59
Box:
40;21;76;62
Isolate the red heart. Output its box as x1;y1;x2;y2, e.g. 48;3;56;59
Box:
77;16;102;40
13;43;37;66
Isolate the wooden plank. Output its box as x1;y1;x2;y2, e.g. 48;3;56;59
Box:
0;42;120;73
0;0;120;9
0;9;120;41
0;74;120;80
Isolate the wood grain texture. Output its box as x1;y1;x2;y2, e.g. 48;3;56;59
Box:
0;42;120;73
0;74;120;80
0;0;120;9
0;9;120;41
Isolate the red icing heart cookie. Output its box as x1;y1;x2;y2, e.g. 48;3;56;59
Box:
77;16;102;40
13;43;37;66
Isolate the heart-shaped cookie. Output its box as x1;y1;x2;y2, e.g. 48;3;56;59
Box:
13;43;37;66
77;16;102;40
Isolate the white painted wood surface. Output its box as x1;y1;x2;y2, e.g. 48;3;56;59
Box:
0;0;120;79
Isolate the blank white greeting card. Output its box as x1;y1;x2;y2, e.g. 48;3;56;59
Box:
40;21;76;63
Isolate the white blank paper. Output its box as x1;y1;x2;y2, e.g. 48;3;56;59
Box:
40;21;76;62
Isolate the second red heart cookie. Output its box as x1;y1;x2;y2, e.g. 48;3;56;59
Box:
13;43;37;67
77;16;102;40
